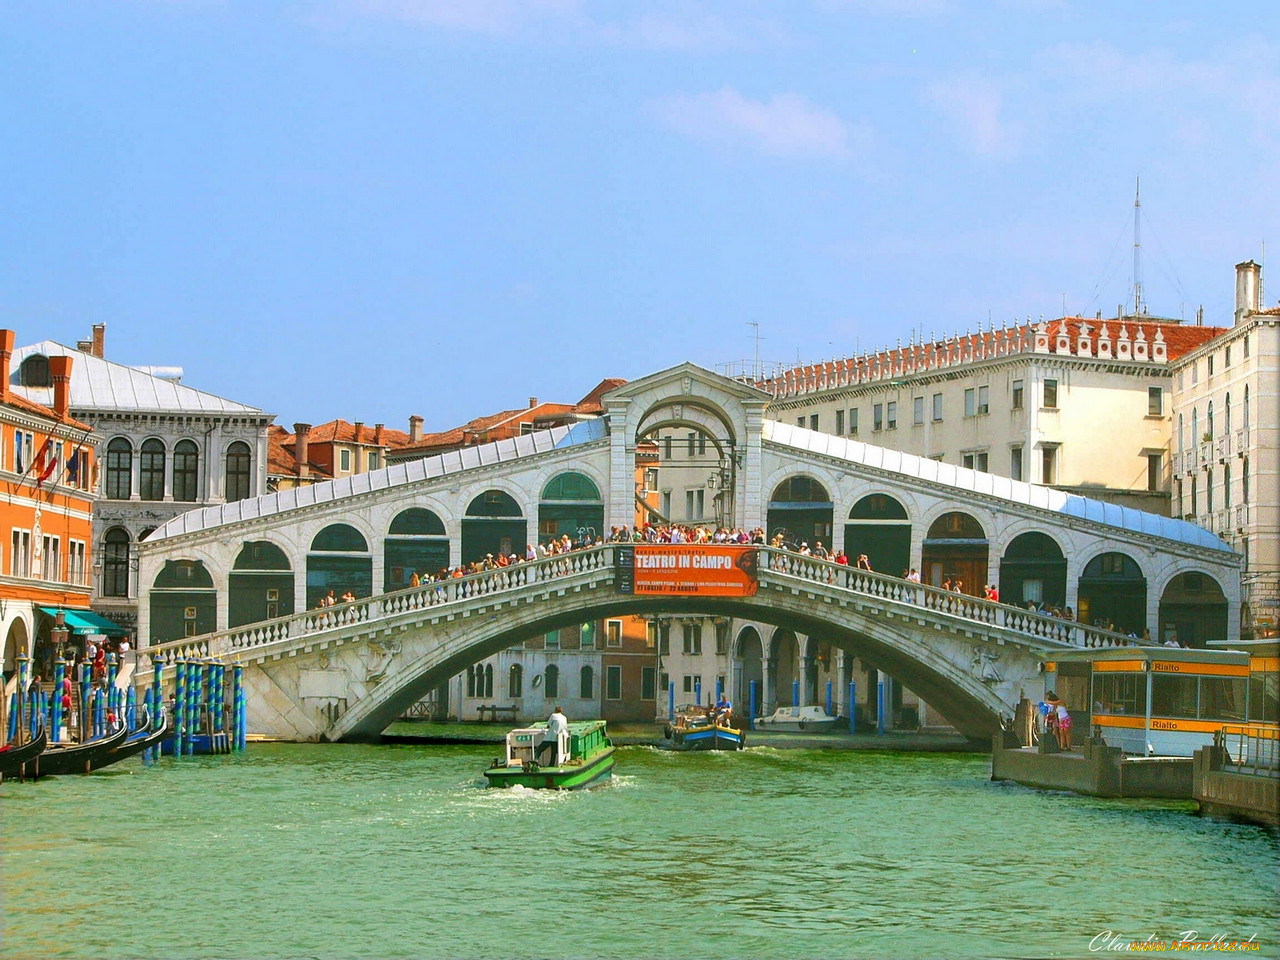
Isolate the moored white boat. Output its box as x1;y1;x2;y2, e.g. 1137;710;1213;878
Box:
753;705;838;732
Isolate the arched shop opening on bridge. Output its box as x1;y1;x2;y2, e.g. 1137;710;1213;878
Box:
767;476;833;549
150;559;216;644
1159;572;1228;647
922;512;988;596
770;628;800;705
538;472;604;543
1077;552;1147;635
845;494;910;575
307;524;372;609
462;490;525;565
229;541;294;628
999;532;1067;610
3;618;28;680
385;508;449;591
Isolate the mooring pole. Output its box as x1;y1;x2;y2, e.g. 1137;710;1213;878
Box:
876;677;885;736
749;680;757;731
848;681;857;734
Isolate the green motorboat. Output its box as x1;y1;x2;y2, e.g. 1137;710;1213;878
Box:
484;719;616;790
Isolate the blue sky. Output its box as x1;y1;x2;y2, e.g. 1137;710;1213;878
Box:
2;1;1275;433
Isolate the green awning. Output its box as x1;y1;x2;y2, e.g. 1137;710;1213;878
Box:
38;607;129;637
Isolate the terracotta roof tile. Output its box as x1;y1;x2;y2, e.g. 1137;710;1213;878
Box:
1;391;92;432
573;377;627;414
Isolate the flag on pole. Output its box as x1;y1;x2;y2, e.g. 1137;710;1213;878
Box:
33;438;58;489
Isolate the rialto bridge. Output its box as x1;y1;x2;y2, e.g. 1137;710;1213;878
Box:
137;364;1241;741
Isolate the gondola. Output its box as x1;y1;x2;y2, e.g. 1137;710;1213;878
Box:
88;710;169;771
0;720;47;781
34;721;130;777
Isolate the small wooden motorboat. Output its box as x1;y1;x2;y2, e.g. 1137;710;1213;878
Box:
753;705;839;733
0;721;47;781
34;721;130;777
484;720;615;790
664;706;745;751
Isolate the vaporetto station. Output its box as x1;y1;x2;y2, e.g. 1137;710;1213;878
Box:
135;364;1240;742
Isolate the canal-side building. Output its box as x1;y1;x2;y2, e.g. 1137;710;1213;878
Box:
0;329;102;690
9;327;274;638
1170;260;1279;638
752;314;1225;517
268;420;414;493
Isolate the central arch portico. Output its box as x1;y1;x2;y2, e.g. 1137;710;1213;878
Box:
137;363;1242;741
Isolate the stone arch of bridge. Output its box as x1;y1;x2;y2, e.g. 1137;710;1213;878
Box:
320;586;1026;744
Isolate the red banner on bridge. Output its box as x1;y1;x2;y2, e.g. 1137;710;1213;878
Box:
616;545;759;597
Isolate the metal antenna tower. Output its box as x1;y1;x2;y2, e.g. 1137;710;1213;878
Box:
1132;177;1143;316
747;321;762;380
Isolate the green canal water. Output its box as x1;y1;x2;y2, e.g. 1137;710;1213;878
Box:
2;744;1278;960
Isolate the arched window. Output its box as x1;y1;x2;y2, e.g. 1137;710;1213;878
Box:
140;439;166;501
1223;462;1231;509
19;354;50;387
1177;414;1184;453
1191;409;1198;447
579;665;594;699
508;664;523;699
467;665;479;698
1206;401;1214;439
102;527;130;597
225;441;252;502
105;438;132;500
545;664;559;699
1224;394;1232;434
770;476;830;503
483;664;493;699
173;439;199;502
311;524;369;552
1244;385;1250;430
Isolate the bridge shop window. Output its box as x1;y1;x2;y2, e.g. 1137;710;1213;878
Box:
385;508;449;591
579;666;594;699
606;665;623;701
544;664;559;698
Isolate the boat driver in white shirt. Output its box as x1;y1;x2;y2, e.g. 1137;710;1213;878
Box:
540;706;568;765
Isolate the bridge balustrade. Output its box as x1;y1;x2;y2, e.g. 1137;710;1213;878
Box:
145;542;1144;666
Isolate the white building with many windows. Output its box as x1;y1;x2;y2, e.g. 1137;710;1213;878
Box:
1170;261;1279;637
10;326;273;635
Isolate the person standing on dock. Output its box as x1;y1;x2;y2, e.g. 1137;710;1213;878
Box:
540;706;568;766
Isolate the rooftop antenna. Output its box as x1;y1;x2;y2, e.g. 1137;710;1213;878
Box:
1132;177;1143;317
747;321;763;380
1262;239;1267;306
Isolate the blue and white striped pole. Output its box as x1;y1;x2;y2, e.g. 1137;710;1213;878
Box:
174;660;187;758
848;681;857;734
51;658;65;743
233;664;245;751
826;680;832;718
792;679;799;708
876;677;885;736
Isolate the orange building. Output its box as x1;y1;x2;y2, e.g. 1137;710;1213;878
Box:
0;329;104;696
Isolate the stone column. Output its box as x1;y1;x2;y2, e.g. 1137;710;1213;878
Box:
798;651;811;706
741;406;766;532
605;397;633;533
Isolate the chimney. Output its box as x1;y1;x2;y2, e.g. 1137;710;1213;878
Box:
353;420;363;442
409;415;423;443
374;423;384;445
91;323;105;359
293;423;311;477
0;329;13;400
77;339;94;353
49;355;73;419
528;397;538;408
1235;260;1261;325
